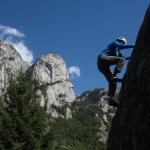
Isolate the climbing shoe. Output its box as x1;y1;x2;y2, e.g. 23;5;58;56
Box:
112;77;123;83
104;96;118;107
109;99;118;107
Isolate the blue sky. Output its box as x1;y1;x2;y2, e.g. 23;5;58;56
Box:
0;0;149;93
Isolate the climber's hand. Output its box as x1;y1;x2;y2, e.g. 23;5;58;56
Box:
125;56;131;60
118;53;124;57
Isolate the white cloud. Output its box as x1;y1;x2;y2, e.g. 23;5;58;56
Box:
13;41;33;64
0;24;25;38
0;24;33;64
68;66;81;78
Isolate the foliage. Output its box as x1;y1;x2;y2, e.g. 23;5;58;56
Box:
0;73;50;149
46;101;106;150
0;73;107;150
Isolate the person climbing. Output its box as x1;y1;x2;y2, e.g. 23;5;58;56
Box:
97;37;134;107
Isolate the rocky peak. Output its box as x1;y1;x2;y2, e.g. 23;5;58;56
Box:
28;53;75;116
77;88;107;104
0;41;28;96
0;41;75;118
29;53;70;84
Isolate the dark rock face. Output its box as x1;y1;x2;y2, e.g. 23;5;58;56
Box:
107;5;150;150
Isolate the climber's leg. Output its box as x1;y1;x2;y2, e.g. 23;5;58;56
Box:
113;57;125;76
97;58;118;107
100;55;125;82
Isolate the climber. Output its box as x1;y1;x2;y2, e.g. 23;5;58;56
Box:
97;37;134;107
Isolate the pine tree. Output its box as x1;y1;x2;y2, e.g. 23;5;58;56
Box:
0;72;51;149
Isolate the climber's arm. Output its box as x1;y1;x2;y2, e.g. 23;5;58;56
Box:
117;52;131;60
112;41;134;50
124;56;131;60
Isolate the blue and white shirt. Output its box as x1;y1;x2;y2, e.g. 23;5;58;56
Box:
100;40;134;57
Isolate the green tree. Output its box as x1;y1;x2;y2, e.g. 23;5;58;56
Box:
0;72;107;150
0;72;50;150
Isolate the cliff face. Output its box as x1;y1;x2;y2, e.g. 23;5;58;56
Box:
28;53;75;116
107;5;150;150
0;41;28;96
0;41;75;117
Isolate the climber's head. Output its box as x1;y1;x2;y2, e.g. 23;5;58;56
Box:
116;37;127;44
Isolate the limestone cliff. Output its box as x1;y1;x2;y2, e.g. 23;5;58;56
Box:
0;41;75;117
28;53;75;116
107;5;150;150
0;41;28;96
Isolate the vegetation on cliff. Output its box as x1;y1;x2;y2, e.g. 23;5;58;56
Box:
0;73;106;150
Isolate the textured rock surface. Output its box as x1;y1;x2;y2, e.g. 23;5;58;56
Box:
107;5;150;150
0;41;75;118
0;41;28;96
28;53;75;114
77;88;116;144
